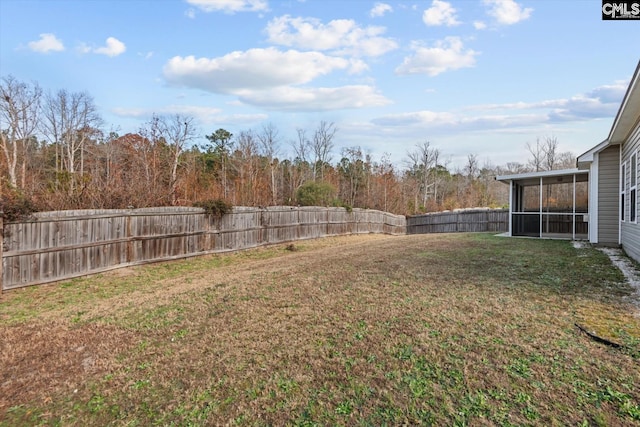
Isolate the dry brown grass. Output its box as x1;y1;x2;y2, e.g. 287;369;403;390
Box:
1;233;639;426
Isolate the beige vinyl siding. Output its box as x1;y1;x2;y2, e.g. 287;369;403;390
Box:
598;145;620;245
620;122;640;260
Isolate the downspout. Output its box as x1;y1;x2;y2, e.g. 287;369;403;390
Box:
619;146;622;245
590;156;599;244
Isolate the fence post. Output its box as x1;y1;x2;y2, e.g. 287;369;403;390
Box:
0;211;3;294
260;207;266;245
326;207;329;237
204;211;212;252
126;210;132;263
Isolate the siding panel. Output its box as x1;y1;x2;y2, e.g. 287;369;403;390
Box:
620;123;640;260
598;145;620;245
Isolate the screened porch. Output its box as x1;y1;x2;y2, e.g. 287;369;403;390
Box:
496;169;589;240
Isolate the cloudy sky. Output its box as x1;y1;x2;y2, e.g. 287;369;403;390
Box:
1;0;638;169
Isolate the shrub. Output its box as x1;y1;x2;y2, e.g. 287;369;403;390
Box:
296;181;337;207
336;200;353;212
0;185;39;222
193;199;233;219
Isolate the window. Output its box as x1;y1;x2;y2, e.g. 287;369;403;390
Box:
621;162;627;222
632;153;637;223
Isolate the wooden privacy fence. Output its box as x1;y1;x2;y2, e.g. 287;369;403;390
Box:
0;206;406;291
406;209;508;234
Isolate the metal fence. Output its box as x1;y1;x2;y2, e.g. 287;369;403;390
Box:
0;206;406;291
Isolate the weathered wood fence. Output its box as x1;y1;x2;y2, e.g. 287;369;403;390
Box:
406;209;508;234
0;206;406;291
0;207;509;291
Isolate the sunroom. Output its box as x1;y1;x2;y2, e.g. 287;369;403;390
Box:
496;169;589;240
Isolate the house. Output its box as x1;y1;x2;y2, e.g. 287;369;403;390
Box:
578;59;640;258
496;60;640;260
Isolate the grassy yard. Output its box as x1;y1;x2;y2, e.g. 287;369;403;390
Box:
1;233;639;426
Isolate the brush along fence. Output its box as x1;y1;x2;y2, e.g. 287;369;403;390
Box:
0;206;406;291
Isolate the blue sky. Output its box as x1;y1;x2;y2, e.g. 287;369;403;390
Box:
1;0;638;170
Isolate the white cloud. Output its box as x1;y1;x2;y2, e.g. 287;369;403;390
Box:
473;21;487;30
27;33;64;53
185;0;268;13
265;15;398;57
586;80;628;103
185;8;196;18
76;42;92;54
465;80;627;121
372;110;544;133
547;98;615;122
112;105;267;126
547;88;626;122
483;0;533;25
162;48;388;111
113;105;219;118
236;85;391;111
372;80;627;132
373;110;456;126
163;48;365;93
422;0;460;27
395;37;478;76
370;2;392;18
93;37;126;57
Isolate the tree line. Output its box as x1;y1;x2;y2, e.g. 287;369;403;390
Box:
0;76;576;218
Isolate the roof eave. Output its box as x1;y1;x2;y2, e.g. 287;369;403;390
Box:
576;139;611;169
608;59;640;144
495;168;588;183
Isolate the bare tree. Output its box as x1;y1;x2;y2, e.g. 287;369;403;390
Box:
542;136;559;171
257;122;280;205
138;116;167;199
0;76;42;188
526;138;545;172
338;146;365;207
234;129;262;205
164;114;197;205
41;89;102;194
406;141;440;211
500;162;528;175
292;128;310;163
373;153;396;212
465;153;479;179
527;136;566;171
290;128;312;189
556;151;576;170
312;121;336;181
